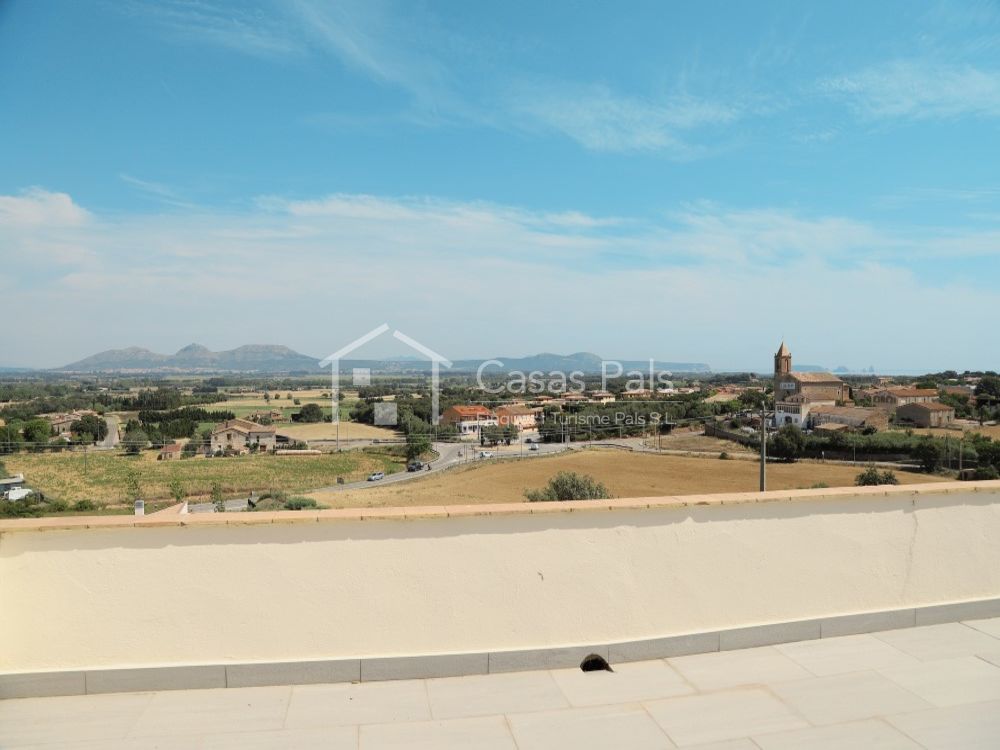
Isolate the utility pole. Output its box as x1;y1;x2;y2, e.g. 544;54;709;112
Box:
759;404;767;492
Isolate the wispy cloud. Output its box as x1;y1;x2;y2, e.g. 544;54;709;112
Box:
121;0;302;58
820;59;1000;119
507;83;738;156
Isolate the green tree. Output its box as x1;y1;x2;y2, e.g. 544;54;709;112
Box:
913;438;943;473
525;471;611;502
406;434;431;461
70;414;107;443
770;424;806;462
124;468;142;503
23;418;53;450
298;403;324;422
975;375;1000;402
122;427;149;455
168;475;185;502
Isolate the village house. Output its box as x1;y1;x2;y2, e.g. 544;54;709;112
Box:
158;443;183;461
873;387;939;409
588;390;615;404
494;404;537;431
896;402;956;428
441;405;498;438
210;418;277;454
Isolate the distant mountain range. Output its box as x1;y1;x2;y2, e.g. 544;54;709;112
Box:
57;345;712;374
60;344;320;373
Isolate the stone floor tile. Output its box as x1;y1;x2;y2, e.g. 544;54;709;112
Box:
962;617;1000;639
285;679;430;728
874;623;1000;661
0;691;153;747
644;688;808;746
752;718;922;749
508;704;675;750
360;715;514;749
775;634;918;676
550;659;693;707
886;699;1000;749
129;685;291;738
426;670;568;720
668;646;812;691
879;656;1000;707
769;671;930;726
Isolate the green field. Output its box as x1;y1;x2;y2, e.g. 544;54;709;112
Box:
4;448;401;504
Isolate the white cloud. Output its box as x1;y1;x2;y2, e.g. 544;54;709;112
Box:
821;60;1000;119
2;187;999;370
0;188;90;228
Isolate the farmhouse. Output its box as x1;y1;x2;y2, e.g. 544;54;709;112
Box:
210;418;277;454
441;405;498;438
897;402;956;428
494;405;537;431
873;387;939;409
158;443;183;461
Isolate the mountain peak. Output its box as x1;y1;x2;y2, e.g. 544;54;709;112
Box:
175;343;210;355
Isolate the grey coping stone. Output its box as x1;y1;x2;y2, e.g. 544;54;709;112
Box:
227;659;360;688
85;664;226;694
719;619;822;651
0;670;86;699
361;653;487;682
489;644;609;673
609;631;721;662
821;608;917;637
915;598;1000;626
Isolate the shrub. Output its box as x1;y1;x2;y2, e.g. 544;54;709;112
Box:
974;465;1000;480
46;498;69;512
525;471;610;502
284;496;318;510
72;499;97;512
211;482;225;512
855;466;900;486
913;439;943;473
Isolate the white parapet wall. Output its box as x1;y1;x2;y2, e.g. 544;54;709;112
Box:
2;481;1000;681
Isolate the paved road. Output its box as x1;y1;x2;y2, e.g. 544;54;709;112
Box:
101;416;119;448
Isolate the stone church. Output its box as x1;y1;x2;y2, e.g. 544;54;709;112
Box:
773;341;851;427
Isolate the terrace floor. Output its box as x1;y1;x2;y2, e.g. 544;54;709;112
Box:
3;619;1000;749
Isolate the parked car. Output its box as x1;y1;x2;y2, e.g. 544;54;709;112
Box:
367;472;385;481
407;461;423;472
478;451;494;459
529;443;539;451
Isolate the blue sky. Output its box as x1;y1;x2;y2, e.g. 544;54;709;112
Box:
2;0;999;371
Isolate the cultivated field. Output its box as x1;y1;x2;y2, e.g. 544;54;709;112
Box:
277;422;400;442
4;449;402;504
309;448;947;508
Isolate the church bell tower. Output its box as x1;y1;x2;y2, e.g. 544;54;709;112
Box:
774;341;791;377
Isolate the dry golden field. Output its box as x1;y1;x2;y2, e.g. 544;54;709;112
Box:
309;448;946;508
3;449;400;504
277;422;400;441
